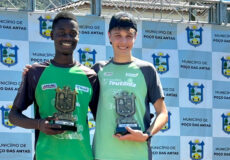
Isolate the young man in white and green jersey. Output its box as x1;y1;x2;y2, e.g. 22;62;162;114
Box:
92;12;168;160
9;12;99;160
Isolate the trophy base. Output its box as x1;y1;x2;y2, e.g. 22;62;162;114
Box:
50;120;77;131
115;124;141;135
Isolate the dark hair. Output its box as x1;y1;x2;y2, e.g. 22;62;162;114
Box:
109;12;137;32
52;11;78;30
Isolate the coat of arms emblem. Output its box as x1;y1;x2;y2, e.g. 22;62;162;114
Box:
0;105;15;129
114;91;141;135
0;43;18;67
38;15;53;39
186;25;203;47
50;86;78;131
221;56;230;78
189;140;204;160
152;52;170;74
161;111;171;132
222;113;230;134
78;48;97;67
188;82;204;104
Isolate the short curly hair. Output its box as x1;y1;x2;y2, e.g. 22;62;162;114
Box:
52;11;78;30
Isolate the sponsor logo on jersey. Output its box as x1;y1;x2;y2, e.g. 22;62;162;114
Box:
109;80;136;88
125;72;138;77
42;83;57;90
104;72;113;76
75;85;89;92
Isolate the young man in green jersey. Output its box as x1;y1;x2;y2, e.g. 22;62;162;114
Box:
9;11;99;160
92;12;168;160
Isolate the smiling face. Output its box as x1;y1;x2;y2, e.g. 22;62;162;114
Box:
108;28;137;56
51;18;79;57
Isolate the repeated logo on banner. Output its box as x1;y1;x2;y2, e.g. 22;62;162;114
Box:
186;25;203;47
221;56;230;78
152;52;170;74
222;113;230;134
187;82;204;105
38;14;53;39
189;139;205;160
0;104;15;129
0;43;18;67
78;48;97;67
0;11;229;160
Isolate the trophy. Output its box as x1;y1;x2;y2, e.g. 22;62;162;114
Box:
50;86;77;131
114;91;141;135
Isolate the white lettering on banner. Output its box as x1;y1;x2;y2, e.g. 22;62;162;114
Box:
109;80;136;87
75;85;89;92
42;83;57;90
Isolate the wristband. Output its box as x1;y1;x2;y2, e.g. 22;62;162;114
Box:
144;130;152;141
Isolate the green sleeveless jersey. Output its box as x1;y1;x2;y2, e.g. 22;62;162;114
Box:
92;58;164;160
13;60;99;160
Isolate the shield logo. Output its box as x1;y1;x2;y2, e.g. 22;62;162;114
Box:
55;86;77;113
189;140;204;160
186;26;203;47
38;15;53;39
114;91;136;117
221;56;230;78
0;43;18;67
152;52;170;74
187;83;204;104
221;113;230;134
161;111;171;132
0;105;15;129
78;48;97;67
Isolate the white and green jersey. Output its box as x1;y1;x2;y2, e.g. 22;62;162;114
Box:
92;58;164;160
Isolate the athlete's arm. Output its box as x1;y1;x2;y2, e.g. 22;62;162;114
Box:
114;98;168;142
9;108;63;135
9;64;64;135
145;98;168;137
